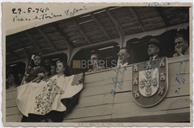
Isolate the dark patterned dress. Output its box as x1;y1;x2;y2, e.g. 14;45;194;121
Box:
25;66;46;83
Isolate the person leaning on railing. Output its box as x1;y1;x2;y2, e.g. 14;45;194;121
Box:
173;31;189;57
117;48;130;67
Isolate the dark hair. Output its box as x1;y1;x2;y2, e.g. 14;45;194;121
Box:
56;58;72;76
28;53;43;67
90;50;99;56
56;59;67;67
33;52;42;57
175;29;189;41
147;38;160;49
50;62;56;67
175;31;189;48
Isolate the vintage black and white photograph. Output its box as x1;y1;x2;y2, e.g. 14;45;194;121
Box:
2;2;192;126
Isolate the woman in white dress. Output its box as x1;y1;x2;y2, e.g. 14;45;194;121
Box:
46;59;83;122
17;59;83;122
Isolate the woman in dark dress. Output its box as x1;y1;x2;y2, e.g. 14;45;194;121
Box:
23;54;46;83
21;54;47;122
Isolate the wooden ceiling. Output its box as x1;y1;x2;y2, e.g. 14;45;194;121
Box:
6;7;189;63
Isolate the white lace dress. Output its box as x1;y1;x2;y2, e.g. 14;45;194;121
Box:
16;74;83;117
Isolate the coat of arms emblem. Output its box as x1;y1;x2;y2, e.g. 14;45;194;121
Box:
132;58;168;107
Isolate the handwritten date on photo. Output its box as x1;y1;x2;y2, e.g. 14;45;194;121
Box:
12;7;50;14
12;6;87;22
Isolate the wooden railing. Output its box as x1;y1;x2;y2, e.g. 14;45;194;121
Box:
5;56;190;122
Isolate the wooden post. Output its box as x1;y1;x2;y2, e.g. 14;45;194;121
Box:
106;9;125;48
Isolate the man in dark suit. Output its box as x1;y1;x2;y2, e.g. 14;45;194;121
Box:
147;38;161;61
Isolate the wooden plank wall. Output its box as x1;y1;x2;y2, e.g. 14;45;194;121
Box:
5;56;190;122
6;88;22;122
63;56;190;122
109;57;190;122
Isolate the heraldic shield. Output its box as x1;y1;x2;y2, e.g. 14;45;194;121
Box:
132;57;168;107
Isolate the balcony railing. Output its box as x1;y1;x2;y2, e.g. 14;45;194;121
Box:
6;55;190;122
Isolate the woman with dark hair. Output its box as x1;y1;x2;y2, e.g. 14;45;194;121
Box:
45;59;81;122
19;53;48;122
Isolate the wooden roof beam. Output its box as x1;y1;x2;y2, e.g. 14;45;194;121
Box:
9;51;20;59
156;8;170;26
125;23;188;41
23;47;30;59
91;13;111;40
6;40;22;59
79;19;94;24
17;38;31;59
73;18;91;44
36;28;58;50
106;9;125;47
25;31;41;53
129;8;145;32
53;23;74;49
